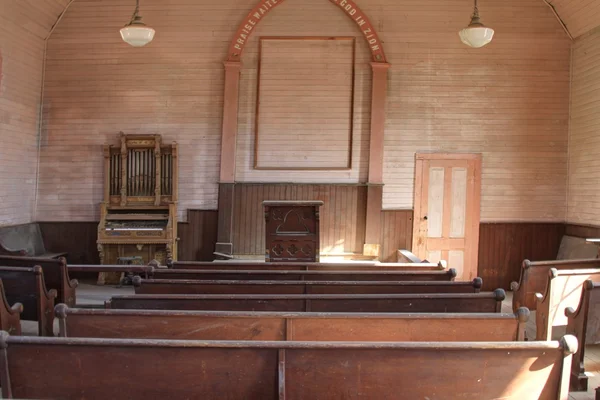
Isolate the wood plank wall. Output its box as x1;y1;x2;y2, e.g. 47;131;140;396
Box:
233;184;367;256
177;210;218;261
37;0;571;223
255;38;355;170
565;224;600;239
37;212;566;290
380;210;413;263
477;223;565;291
0;0;70;226
547;0;600;38
38;210;218;270
567;29;600;226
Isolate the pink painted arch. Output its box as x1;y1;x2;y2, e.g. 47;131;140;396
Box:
227;0;387;63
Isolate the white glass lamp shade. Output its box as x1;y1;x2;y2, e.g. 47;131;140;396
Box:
459;24;494;48
120;24;155;47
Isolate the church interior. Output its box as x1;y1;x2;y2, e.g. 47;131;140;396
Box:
1;0;600;398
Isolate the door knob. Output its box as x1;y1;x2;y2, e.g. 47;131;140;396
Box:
423;216;428;220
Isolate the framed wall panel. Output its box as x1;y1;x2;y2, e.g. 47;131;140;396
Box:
254;37;356;170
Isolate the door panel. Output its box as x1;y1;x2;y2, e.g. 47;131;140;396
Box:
413;154;481;281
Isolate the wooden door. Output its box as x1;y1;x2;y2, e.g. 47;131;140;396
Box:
412;154;482;280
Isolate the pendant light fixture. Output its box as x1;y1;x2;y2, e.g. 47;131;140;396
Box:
459;0;494;48
120;0;155;47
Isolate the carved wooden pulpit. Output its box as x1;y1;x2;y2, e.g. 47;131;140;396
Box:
263;201;323;262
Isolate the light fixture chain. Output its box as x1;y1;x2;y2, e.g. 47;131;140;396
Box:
473;0;480;18
129;0;141;25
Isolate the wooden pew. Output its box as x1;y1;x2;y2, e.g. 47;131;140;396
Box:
0;266;55;336
0;255;77;306
169;260;447;271
56;304;530;341
107;290;506;313
152;268;458;282
0;280;22;335
565;280;600;391
535;268;600;341
511;258;600;312
0;331;576;400
132;276;480;295
68;264;154;278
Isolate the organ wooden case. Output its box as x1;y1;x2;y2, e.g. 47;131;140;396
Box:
97;133;178;277
263;201;323;262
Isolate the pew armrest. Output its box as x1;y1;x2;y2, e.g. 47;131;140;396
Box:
9;302;23;316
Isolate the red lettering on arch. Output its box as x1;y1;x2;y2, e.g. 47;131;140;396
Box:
226;0;387;63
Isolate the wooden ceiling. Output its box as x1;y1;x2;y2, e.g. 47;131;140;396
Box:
24;0;600;42
12;0;72;39
546;0;600;38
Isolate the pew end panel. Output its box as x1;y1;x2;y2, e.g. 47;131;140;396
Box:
0;266;56;336
565;280;600;391
0;332;578;400
513;258;600;313
0;256;78;307
0;280;22;336
35;266;57;337
536;268;600;342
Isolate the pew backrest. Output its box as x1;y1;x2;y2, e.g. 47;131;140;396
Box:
169;260;447;271
152;268;458;282
511;258;600;312
0;255;77;306
536;268;600;341
132;276;480;295
0;266;55;336
107;290;506;313
68;264;154;278
0;331;576;400
565;280;600;391
57;304;530;341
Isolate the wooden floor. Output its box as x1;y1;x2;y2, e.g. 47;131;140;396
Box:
19;284;600;399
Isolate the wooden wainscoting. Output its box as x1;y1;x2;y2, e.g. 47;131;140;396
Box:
232;184;367;257
477;223;565;291
178;210;218;261
38;210;218;272
38;222;100;265
565;224;600;239
380;210;413;263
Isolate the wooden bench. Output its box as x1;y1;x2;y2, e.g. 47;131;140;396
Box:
0;280;22;336
68;264;154;278
152;268;458;282
0;266;55;336
565;280;600;391
0;255;77;307
0;223;66;258
511;259;600;312
132;277;481;295
0;331;576;400
107;290;506;313
169;260;447;271
535;268;600;341
56;304;530;341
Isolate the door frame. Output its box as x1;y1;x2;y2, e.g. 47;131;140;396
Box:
412;153;482;279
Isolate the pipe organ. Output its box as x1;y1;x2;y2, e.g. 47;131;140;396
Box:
97;133;178;281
